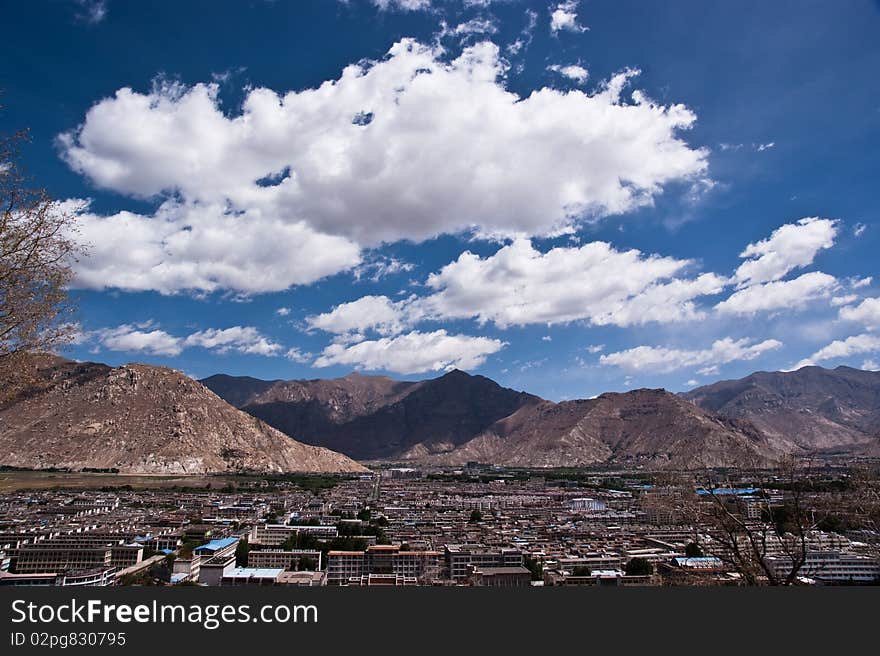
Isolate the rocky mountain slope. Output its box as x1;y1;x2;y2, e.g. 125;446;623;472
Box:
203;369;540;460
406;389;778;469
683;366;880;455
0;355;366;474
205;370;778;468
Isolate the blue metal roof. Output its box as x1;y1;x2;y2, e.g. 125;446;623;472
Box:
194;537;239;554
695;487;759;496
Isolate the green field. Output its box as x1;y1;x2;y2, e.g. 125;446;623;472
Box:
0;470;354;493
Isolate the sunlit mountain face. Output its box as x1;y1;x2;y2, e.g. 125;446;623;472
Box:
3;0;879;401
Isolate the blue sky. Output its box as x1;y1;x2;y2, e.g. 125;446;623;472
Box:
2;0;879;400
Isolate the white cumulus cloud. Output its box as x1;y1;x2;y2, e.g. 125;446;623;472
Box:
715;271;839;316
183;326;283;356
733;217;838;286
548;64;589;83
599;337;782;373
793;333;880;370
93;325;183;356
306;295;411;338
75;323;289;359
839;297;880;329
59;40;708;293
285;347;311;364
69;200;360;294
550;1;587;33
417;238;725;328
313;329;505;373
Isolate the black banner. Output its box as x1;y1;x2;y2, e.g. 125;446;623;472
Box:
1;587;875;653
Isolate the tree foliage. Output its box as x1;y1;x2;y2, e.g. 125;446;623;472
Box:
523;554;542;581
685;542;704;558
625;557;653;576
235;537;250;567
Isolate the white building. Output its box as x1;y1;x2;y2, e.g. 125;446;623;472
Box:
569;498;606;513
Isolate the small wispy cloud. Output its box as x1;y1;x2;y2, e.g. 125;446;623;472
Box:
74;0;107;24
547;63;589;83
550;1;588;34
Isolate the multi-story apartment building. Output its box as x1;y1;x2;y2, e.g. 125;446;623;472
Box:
0;569;115;587
445;545;523;581
555;553;623;572
220;567;285;586
193;537;239;560
391;550;442;581
326;546;442;585
197;555;236;586
9;544;113;574
250;524;337;546
469;566;533;587
569;498;606;512
766;551;880;584
247;549;322;570
326;551;365;585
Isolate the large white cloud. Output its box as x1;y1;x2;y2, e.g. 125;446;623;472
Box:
313;329;505;373
733;217;838;286
793;333;880;370
416;238;725;328
599;337;782;373
59;39;709;294
715;271;839;316
70;200;360;294
839;297;880;329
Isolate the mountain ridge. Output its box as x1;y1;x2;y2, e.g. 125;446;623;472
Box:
203;368;542;460
202;370;792;468
0;355;367;474
4;357;875;473
683;365;880;455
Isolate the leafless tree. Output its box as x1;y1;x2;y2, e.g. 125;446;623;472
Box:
836;464;880;562
0;130;83;399
667;457;830;585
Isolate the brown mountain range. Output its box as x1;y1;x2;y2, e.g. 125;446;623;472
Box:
408;389;778;469
0;354;366;474
203;370;780;468
202;369;540;460
683;365;880;456
5;356;874;473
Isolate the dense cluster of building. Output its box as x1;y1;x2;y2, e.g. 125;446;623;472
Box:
1;467;878;587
